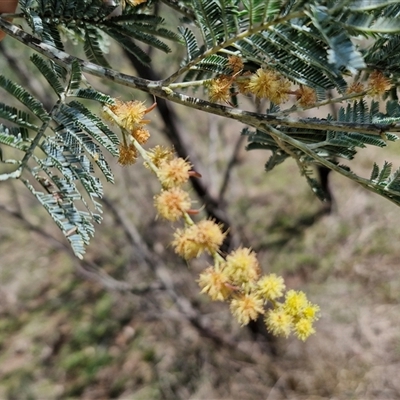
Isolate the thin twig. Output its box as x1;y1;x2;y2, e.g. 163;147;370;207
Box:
218;134;246;201
0;203;158;293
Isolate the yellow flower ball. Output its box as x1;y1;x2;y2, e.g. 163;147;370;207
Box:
230;293;264;326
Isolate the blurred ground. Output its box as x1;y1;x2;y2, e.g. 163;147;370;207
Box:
1;134;400;399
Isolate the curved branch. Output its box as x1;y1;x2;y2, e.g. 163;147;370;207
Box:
0;18;396;137
261;124;400;207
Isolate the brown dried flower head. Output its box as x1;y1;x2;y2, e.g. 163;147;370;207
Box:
118;143;137;166
132;126;150;145
346;81;365;95
228;55;244;74
208;75;232;103
368;70;392;96
295;86;317;107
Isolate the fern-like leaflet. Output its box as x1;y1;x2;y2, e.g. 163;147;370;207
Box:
0;57;118;258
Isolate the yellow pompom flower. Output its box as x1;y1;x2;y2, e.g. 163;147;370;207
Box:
172;219;226;259
302;303;320;321
256;273;285;301
110;100;147;130
223;247;260;285
283;290;308;317
295;85;317;107
198;267;232;301
158;158;192;188
146;145;175;169
228;55;244;74
172;226;201;260
294;318;315;341
265;308;293;338
230;293;264;326
195;219;226;253
154;187;192;221
247;68;291;104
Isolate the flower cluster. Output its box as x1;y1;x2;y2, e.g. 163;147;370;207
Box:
144;140;319;340
206;58;392;109
347;70;392;99
266;290;320;340
198;252;319;340
105;99;156;165
206;56;317;107
102;96;319;341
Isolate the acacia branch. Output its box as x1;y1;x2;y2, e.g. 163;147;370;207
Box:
2;17;400;207
261;124;400;207
0;18;397;137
